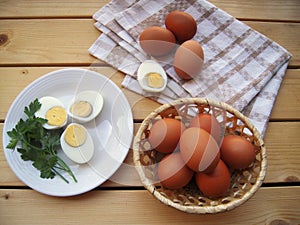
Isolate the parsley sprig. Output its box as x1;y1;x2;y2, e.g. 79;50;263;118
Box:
6;99;77;183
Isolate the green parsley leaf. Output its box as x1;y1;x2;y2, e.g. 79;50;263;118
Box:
24;98;41;119
6;99;77;183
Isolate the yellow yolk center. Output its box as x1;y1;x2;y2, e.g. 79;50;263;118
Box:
64;124;87;147
45;106;67;126
146;72;164;88
70;101;92;118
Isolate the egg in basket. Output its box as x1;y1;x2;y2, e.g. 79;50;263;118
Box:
133;98;267;214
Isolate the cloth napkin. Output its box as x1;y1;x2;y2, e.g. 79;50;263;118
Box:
89;0;291;137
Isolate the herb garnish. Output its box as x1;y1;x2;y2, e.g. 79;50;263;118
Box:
6;99;77;183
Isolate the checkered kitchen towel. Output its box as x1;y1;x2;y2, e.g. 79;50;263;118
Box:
89;0;291;136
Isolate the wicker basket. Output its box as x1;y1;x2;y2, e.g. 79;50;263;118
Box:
133;98;267;214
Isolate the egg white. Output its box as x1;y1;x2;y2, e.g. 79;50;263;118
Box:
35;96;67;130
137;60;167;93
60;123;94;164
68;90;104;123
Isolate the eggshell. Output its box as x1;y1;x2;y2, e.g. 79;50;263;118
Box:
179;127;220;173
139;26;176;57
148;118;185;153
195;159;231;199
157;153;194;189
60;123;94;164
165;11;197;42
189;113;222;144
220;135;256;169
137;60;167;93
68;90;104;124
173;40;204;80
35;96;68;130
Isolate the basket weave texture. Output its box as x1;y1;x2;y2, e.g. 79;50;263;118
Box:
133;98;267;214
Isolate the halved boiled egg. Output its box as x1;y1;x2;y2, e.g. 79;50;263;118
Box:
60;123;94;164
35;96;68;130
137;60;167;93
68;90;104;123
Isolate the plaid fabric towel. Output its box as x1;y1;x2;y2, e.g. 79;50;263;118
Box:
89;0;291;137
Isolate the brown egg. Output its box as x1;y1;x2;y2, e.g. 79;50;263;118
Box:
173;40;204;80
148;118;185;153
165;11;197;43
179;127;220;173
157;153;194;189
139;26;176;57
195;159;231;199
220;135;256;169
189;113;222;144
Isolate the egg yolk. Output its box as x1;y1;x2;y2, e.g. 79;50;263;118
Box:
147;72;164;88
70;101;92;117
45;106;67;126
64;124;87;147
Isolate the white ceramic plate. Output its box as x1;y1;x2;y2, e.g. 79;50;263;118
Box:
3;68;134;196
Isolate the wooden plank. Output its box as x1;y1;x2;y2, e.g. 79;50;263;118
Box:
0;0;106;18
212;0;300;22
272;69;300;120
1;121;300;186
0;187;299;225
0;0;299;22
0;19;299;66
0;67;299;121
0;19;100;66
264;122;300;183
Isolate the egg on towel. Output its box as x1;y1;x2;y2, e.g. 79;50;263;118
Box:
173;40;204;80
137;60;167;93
139;26;176;57
35;96;68;130
165;11;197;43
68;90;104;123
60;123;94;164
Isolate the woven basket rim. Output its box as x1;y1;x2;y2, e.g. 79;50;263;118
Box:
133;97;267;214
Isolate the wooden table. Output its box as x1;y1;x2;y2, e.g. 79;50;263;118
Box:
1;0;299;224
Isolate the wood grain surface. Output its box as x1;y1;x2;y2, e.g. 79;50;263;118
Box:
1;187;300;225
0;67;299;120
0;0;299;224
0;20;299;66
1;0;299;21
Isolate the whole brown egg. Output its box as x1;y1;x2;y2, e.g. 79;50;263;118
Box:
139;26;176;57
173;40;204;80
195;159;231;199
148;118;185;154
157;153;194;189
220;135;256;169
179;127;220;173
189;113;222;144
165;11;197;43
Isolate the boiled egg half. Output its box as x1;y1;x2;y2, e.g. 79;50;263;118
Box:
35;96;68;130
60;123;94;164
137;60;167;93
68;90;104;123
